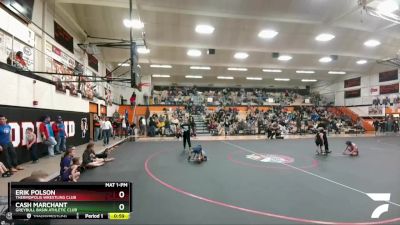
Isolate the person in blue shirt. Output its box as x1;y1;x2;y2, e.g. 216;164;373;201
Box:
53;116;66;153
0;115;23;176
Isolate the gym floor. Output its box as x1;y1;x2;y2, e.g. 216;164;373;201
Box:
54;135;400;225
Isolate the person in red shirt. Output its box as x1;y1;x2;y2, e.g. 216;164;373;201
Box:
130;92;136;109
39;116;60;156
15;51;28;70
343;141;359;156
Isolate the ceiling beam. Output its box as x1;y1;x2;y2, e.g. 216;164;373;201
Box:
55;0;132;9
139;5;320;25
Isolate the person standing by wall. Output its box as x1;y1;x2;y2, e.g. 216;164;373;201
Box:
0;115;23;176
373;119;380;135
139;116;146;136
101;117;113;146
130;92;136;109
25;128;38;163
53;116;67;153
93;114;101;142
39;116;60;156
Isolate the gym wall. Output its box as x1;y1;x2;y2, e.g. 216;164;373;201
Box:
0;105;90;164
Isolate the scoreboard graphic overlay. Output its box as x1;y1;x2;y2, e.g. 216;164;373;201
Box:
8;182;132;220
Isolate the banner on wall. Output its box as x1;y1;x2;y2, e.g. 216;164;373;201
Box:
368;106;384;116
379;69;398;82
45;42;78;95
88;54;98;71
80;69;95;100
0;105;90;164
104;84;113;106
344;89;361;98
370;86;379;96
380;83;399;95
54;21;74;54
344;77;361;88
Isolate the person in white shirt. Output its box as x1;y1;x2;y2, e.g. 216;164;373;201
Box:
101;117;113;146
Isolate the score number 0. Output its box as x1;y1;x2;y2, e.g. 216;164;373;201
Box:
118;191;125;211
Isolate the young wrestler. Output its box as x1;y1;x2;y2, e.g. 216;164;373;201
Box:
343;141;359;156
315;128;326;155
188;145;207;162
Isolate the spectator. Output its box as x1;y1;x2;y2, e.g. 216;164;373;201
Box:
101;117;112;146
121;116;128;138
70;157;81;182
139;117;146;135
6;52;13;66
25;127;38;163
14;51;28;70
53;116;67;153
373;119;379;134
148;117;156;137
39;116;60;156
189;116;196;137
1;162;10;177
113;109;120;121
130;92;136;108
93;114;101;141
0;115;23;176
82;143;112;168
60;146;76;182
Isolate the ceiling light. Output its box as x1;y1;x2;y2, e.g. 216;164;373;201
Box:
263;69;282;73
356;60;367;65
328;71;346;75
217;76;234;80
195;25;215;34
319;57;332;63
377;0;399;14
152;74;170;78
123;19;144;29
274;78;290;81
277;55;292;61
315;33;335;42
258;29;278;39
246;77;263;80
118;63;130;67
150;64;172;68
234;52;249;59
187;49;202;57
364;39;381;47
227;67;248;71
185;75;203;79
137;47;150;54
296;70;315;74
301;79;317;82
190;66;211;70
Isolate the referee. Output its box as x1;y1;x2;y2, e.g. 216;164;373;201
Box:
181;118;192;151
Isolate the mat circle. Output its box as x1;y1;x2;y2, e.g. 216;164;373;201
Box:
145;149;400;225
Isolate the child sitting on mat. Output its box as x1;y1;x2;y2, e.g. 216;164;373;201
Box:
343;141;359;156
70;157;81;182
